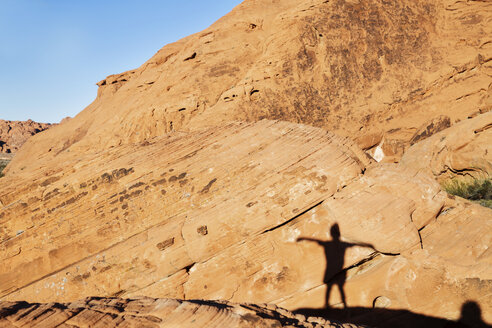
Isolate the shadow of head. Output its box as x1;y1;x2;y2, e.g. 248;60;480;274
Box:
459;301;491;328
330;223;340;240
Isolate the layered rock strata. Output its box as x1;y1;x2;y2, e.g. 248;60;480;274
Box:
401;111;492;180
0;297;362;328
6;0;492;174
1;0;491;326
1;121;490;327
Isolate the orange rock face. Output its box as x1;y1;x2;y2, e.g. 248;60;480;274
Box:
6;0;492;174
0;0;491;327
0;121;367;302
0;119;53;154
401;112;492;180
0;121;490;327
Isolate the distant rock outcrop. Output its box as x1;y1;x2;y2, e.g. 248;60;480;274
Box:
0;119;53;154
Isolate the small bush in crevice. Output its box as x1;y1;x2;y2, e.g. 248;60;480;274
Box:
0;162;7;178
442;178;492;209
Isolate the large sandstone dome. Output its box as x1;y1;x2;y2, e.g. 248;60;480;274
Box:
1;0;491;327
5;0;491;174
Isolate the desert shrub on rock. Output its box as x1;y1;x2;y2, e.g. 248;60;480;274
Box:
443;177;492;209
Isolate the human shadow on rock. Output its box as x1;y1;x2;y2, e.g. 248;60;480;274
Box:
297;223;374;309
294;224;491;328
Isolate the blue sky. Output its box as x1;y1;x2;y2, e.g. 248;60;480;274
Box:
0;0;242;123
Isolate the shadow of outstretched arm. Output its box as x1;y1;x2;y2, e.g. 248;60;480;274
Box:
297;237;324;245
297;237;375;250
351;241;376;250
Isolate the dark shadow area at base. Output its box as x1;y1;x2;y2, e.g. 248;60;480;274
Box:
295;302;492;328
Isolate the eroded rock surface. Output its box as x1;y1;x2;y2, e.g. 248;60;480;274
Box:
0;119;53;154
1;0;491;327
0;297;362;328
6;0;492;173
0;121;490;327
401;112;492;180
0;121;367;303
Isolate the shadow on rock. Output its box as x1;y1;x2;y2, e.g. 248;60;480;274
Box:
295;224;491;328
297;223;375;309
295;299;491;328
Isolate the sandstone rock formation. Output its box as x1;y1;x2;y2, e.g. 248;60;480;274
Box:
401;111;492;180
6;0;492;174
0;297;362;328
1;121;490;327
0;119;53;154
0;121;368;301
1;0;491;327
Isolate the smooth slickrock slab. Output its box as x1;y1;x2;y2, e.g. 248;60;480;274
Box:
1;121;491;326
0;121;367;303
179;165;441;303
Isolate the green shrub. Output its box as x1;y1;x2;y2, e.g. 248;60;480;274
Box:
0;161;7;178
442;178;492;209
